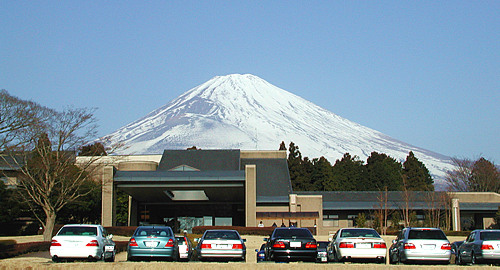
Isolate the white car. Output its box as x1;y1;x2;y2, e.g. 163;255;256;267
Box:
50;224;115;262
327;228;386;263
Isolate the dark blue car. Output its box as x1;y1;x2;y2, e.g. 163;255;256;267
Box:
256;244;265;262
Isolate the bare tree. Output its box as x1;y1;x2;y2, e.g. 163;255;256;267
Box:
0;90;53;150
4;105;106;241
401;176;414;227
446;157;500;192
375;187;389;234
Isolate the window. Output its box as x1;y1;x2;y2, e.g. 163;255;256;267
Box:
323;214;339;227
347;215;357;227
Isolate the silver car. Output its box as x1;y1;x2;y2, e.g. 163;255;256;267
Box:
389;227;451;264
195;230;246;261
327;228;386;263
456;229;500;265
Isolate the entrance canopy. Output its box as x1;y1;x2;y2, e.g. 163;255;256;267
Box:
114;170;245;203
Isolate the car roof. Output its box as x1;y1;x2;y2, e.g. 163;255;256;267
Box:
62;224;101;227
136;225;171;229
205;229;238;232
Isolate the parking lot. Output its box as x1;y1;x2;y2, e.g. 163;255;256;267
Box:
1;235;499;269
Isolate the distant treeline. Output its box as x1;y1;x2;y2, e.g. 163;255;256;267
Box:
280;141;434;191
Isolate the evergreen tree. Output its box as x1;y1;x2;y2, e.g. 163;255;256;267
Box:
287;142;313;191
330;153;365;191
279;141;287;151
311;156;334;191
402;151;434;191
365;152;403;191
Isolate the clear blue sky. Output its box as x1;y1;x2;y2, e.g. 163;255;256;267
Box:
1;1;498;162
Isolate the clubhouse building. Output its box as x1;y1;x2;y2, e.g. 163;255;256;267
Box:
84;149;500;234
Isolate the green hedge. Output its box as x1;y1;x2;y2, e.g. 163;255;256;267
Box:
0;241;50;259
192;226;276;236
105;226;137;237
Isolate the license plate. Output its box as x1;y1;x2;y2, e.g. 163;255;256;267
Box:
215;244;230;249
321;257;327;262
422;244;435;250
145;241;159;248
356;243;371;249
290;242;301;248
105;245;114;252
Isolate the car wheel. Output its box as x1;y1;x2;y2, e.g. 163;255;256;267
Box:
52;256;60;263
455;253;461;265
379;257;385;264
127;255;135;261
105;252;115;262
471;252;477;265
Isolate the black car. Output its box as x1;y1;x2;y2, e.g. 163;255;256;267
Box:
264;227;317;262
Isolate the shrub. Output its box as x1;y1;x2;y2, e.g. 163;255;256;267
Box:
192;226;280;236
0;241;50;259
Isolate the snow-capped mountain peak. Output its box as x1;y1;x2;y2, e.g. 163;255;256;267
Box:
104;74;453;188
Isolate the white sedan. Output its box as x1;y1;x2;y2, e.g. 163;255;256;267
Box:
50;224;115;262
327;228;386;263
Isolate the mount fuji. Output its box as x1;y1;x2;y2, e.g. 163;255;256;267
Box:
103;74;454;188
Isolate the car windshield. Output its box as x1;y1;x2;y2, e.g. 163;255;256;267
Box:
340;229;380;238
176;237;186;244
135;228;172;237
58;226;97;236
204;231;240;240
273;228;313;238
408;229;447;240
480;231;500;241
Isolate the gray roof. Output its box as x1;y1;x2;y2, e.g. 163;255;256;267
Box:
297;191;453;210
460;203;500;211
241;158;292;203
114;170;244;182
158;149;240;171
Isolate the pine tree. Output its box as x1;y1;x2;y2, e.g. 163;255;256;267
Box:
365;152;403;191
311;156;334;191
402;151;434;191
330;153;365;191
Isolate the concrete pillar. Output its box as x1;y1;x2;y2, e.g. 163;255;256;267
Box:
128;196;138;226
101;165;116;227
452;198;460;231
245;165;257;227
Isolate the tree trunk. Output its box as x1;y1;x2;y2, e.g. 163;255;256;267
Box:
43;211;57;241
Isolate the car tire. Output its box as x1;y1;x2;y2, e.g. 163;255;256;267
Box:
52;256;60;263
471;252;477;265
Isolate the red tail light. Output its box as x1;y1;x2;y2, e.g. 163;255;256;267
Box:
441;243;451;250
201;243;212;249
86;240;99;247
51;240;61;247
165;239;174;247
232;244;243;249
129;238;138;247
305;242;317;249
404;243;416;249
373;242;386;248
482;244;494;250
339;242;354;248
273;241;285;248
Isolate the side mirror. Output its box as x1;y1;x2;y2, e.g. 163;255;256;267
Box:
263;238;268;242
242;239;246;242
194;238;200;242
392;239;397;244
107;234;113;240
255;249;259;252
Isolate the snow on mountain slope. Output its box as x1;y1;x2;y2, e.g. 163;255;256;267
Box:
104;74;454;188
